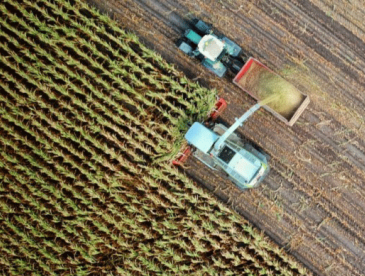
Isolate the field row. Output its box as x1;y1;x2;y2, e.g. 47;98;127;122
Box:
0;0;310;275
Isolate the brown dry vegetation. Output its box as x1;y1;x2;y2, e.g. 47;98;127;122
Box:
86;0;365;275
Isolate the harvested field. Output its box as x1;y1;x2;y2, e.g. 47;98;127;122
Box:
84;0;365;275
0;0;312;275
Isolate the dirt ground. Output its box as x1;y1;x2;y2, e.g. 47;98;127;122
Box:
86;0;365;275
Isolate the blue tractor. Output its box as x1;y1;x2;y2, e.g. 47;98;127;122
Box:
177;20;245;77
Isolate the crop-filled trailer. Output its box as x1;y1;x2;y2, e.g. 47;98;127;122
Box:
233;57;310;126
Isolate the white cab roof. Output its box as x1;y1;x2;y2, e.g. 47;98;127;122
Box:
198;35;225;61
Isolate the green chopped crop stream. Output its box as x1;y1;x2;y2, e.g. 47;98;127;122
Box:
0;0;310;275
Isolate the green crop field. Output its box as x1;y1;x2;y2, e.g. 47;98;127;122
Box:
0;0;310;275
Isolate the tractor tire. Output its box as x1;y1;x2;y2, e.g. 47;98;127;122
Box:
194;19;212;35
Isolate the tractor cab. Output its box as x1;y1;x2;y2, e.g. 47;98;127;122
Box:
177;20;242;77
185;122;269;189
197;34;225;61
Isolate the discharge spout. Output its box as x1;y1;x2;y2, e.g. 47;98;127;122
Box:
214;103;261;151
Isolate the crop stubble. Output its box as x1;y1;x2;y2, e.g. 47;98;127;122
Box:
87;0;365;275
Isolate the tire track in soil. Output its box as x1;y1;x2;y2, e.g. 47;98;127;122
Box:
247;0;365;82
313;0;365;40
271;158;365;253
249;0;365;118
256;110;365;220
186;157;363;276
239;109;365;250
86;0;365;275
222;93;365;231
186;158;357;276
210;114;364;274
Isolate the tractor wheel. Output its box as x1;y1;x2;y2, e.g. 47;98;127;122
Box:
194;19;212;34
176;39;193;56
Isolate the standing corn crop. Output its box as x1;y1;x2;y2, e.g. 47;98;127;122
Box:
0;0;310;275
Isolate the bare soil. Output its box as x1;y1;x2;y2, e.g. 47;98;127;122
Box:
86;0;365;275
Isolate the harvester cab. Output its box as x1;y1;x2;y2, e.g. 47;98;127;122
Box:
177;20;244;77
184;103;269;190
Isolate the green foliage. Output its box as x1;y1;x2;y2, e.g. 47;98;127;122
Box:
0;0;309;275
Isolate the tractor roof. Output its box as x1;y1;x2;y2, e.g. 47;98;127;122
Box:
198;35;225;61
185;122;219;154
